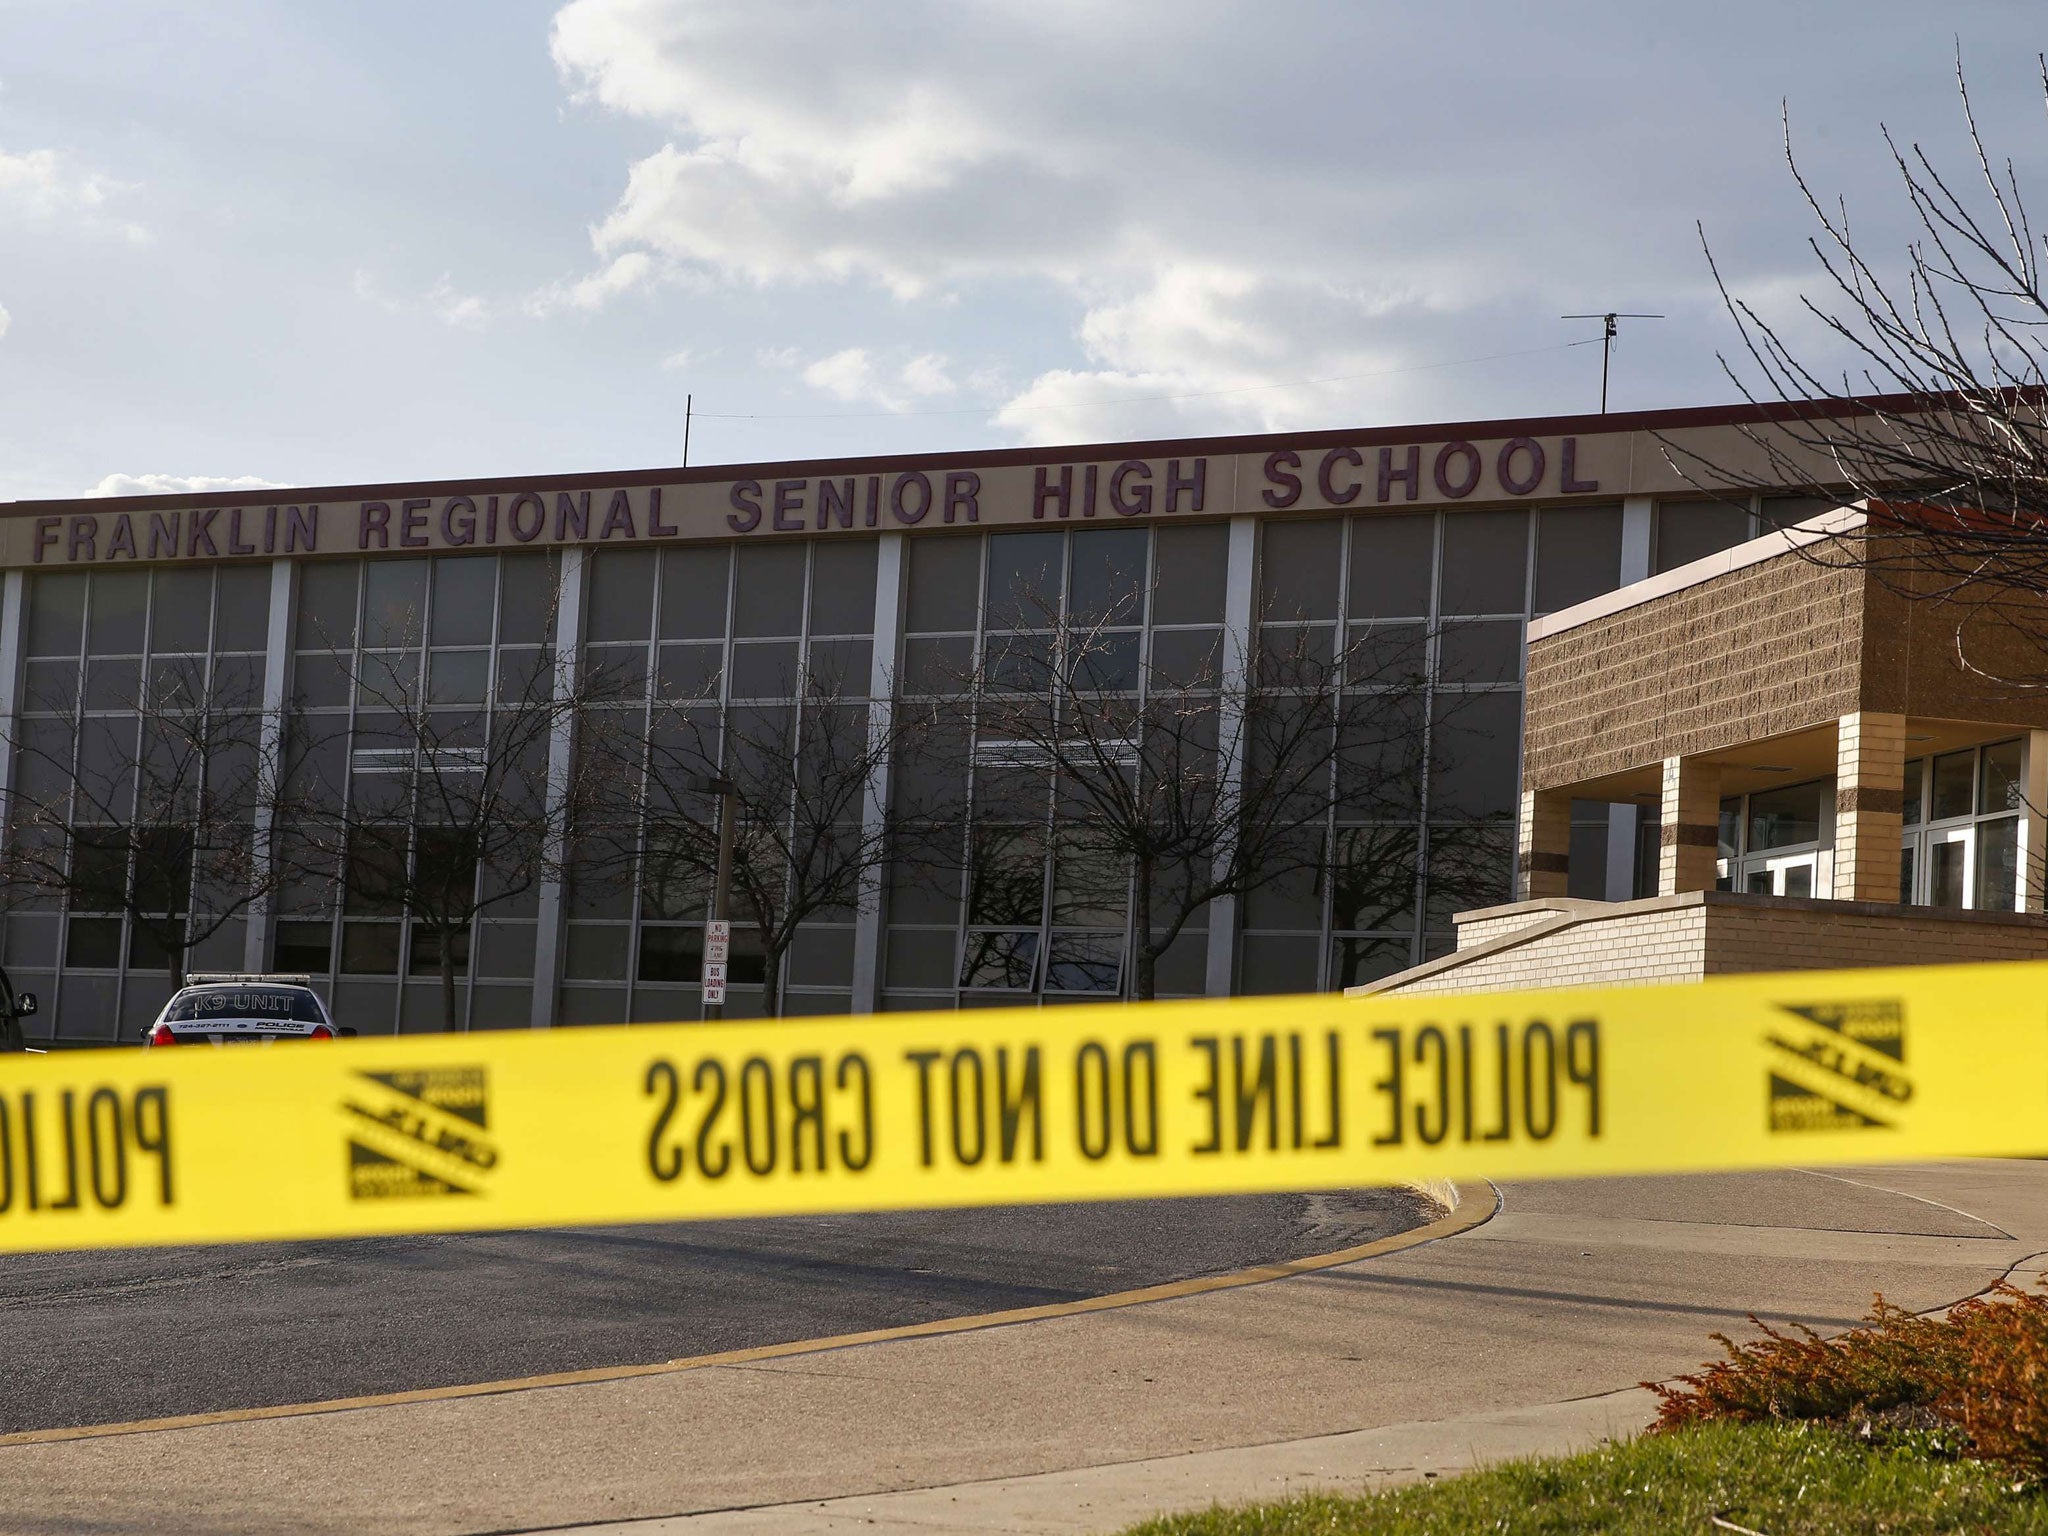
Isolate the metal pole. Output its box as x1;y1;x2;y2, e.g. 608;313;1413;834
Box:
683;393;692;469
704;784;736;1021
1600;320;1613;414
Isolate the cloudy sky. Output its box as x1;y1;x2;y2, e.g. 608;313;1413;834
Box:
0;0;2042;501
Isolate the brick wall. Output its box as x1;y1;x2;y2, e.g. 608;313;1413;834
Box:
1523;553;1866;791
1360;891;2048;997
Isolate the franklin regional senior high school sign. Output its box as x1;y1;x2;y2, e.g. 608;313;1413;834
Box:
3;431;1632;570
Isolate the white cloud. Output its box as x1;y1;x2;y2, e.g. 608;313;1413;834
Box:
0;145;145;240
0;300;10;342
84;473;288;499
524;251;660;315
783;346;963;413
357;269;493;327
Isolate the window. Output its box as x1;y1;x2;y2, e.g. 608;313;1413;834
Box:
1654;498;1752;574
1901;739;2024;911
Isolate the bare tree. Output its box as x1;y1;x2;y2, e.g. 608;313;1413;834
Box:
294;606;633;1031
1676;51;2048;674
0;659;315;990
599;654;946;1018
944;588;1487;1000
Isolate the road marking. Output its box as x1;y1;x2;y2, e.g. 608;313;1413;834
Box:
0;1184;1495;1449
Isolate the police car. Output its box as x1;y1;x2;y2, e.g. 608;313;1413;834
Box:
143;974;344;1046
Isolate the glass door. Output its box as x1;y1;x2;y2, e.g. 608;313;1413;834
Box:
1751;851;1820;898
1924;826;1972;909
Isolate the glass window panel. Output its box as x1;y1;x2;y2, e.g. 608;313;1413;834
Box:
1257;623;1335;685
147;655;206;711
1427;825;1514;923
1071;631;1140;692
905;535;981;633
656;642;723;702
497;553;558;646
1436;620;1523;686
408;922;471;978
273;919;334;975
1901;758;1925;826
1239;933;1319;995
84;657;141;711
1044;932;1122;993
1244;862;1323;929
1429;691;1521;820
1980;739;2024;815
1052;833;1128;926
958;929;1040;989
1329;825;1418;932
659;546;730;640
1568;819;1609;900
731;640;800;697
1345;622;1430;688
1759;494;1837;532
1151;522;1228;625
1719;798;1742;860
429;650;491;706
362;559;428;647
733;543;807;637
290;655;350;716
295;561;360;652
212;563;271;651
986;531;1064;630
1931;750;1975;821
494;646;551;708
471;921;536;978
430;556;497;647
65;916;126;969
885;927;957;988
564;922;629;980
24;658;79;713
1976;817;2019;912
791;926;856;987
1654;498;1751;574
637;924;704;983
808;540;878;635
339;921;402;974
149;568;213;654
1438;511;1528;616
86;570;149;654
1899;841;1918;905
1534;505;1624;614
903;635;972;695
1150;628;1221;690
357;650;422;706
1347;514;1433;619
1068;527;1149;627
1748;779;1829;851
28;572;87;656
1260;518;1341;621
806;637;872;698
1330;936;1412;991
986;631;1054;692
1782;862;1815;899
1930;836;1968;908
585;549;657;644
966;825;1047;927
583;642;648;698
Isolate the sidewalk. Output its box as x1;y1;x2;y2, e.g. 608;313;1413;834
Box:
2;1161;2041;1536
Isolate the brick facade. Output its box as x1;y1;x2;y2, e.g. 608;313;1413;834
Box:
1523;554;1865;792
1356;891;2048;997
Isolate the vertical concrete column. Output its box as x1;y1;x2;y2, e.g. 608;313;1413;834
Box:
1658;755;1721;895
1205;515;1258;996
1832;711;1907;903
1517;788;1572;899
2019;730;2048;911
245;559;299;970
850;533;904;1013
1604;495;1655;901
529;547;587;1029
0;569;26;847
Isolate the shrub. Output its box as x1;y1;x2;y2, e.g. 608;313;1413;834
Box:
1649;1281;2048;1482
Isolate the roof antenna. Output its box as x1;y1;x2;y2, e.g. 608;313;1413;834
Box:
683;393;692;468
1560;312;1663;413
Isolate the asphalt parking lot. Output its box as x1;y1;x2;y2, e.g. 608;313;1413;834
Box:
0;1186;1425;1434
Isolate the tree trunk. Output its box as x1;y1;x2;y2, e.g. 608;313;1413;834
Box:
761;939;784;1019
440;928;459;1032
1131;859;1155;1001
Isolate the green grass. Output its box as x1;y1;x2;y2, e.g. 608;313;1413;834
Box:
1120;1422;2048;1535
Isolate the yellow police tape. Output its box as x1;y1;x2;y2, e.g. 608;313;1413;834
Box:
0;959;2042;1252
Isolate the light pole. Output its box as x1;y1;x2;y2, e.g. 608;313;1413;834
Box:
689;774;737;1020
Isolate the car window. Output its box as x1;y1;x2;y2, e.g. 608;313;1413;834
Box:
164;989;327;1024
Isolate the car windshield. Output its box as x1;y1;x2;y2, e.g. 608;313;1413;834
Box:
164;988;326;1024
